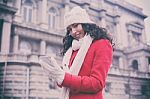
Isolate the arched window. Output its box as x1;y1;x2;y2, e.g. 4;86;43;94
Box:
23;0;33;22
131;60;138;70
48;7;57;29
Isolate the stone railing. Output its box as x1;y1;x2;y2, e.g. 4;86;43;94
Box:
0;53;41;64
108;67;150;79
0;53;27;63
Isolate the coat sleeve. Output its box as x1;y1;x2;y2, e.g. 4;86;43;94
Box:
62;40;113;93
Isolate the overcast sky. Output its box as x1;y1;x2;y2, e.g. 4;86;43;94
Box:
125;0;150;43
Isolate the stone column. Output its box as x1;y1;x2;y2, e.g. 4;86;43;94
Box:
141;29;147;44
115;16;123;49
65;4;70;13
14;0;22;22
63;0;70;28
100;10;106;28
140;56;147;72
13;35;19;53
40;0;48;29
64;0;70;14
40;40;46;55
128;30;133;47
1;21;12;54
33;6;37;24
119;57;124;69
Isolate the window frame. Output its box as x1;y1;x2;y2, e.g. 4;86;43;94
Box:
48;7;57;29
22;0;34;23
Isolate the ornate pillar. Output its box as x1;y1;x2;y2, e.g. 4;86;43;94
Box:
0;0;17;54
13;35;19;53
1;21;11;54
40;40;46;55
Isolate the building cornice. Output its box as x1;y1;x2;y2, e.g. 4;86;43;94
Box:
12;22;64;46
0;2;17;14
105;0;147;19
124;44;150;54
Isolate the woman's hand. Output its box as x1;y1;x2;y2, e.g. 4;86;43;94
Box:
39;56;65;85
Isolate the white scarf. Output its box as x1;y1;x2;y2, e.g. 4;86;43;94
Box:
72;38;83;51
60;35;93;99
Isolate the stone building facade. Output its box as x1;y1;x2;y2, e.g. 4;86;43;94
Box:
0;0;150;99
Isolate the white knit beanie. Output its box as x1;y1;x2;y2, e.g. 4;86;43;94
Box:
64;6;94;28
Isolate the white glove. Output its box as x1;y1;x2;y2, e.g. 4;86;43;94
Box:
39;56;65;85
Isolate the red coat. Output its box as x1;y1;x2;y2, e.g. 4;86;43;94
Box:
62;39;113;99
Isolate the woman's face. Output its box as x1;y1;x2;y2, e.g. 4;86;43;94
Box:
67;23;86;40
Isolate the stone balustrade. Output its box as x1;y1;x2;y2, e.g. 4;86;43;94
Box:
109;67;150;79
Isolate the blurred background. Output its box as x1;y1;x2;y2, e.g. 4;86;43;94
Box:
126;0;150;45
0;0;150;99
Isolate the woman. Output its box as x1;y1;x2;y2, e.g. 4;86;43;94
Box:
39;6;113;99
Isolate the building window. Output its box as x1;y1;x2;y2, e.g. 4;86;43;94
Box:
2;0;7;4
132;32;141;45
48;79;56;89
48;7;56;29
127;22;143;47
124;84;130;94
148;57;150;72
148;57;150;65
141;85;148;95
105;82;111;93
112;56;119;67
131;60;138;70
23;0;33;23
0;19;4;52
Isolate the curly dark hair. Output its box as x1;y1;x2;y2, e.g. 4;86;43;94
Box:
62;23;114;55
